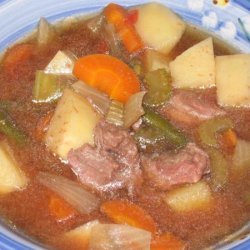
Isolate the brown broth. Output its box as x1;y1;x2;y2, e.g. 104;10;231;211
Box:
0;14;249;250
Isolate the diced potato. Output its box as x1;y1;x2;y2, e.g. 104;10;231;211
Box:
45;50;77;75
45;88;101;160
134;3;186;54
170;37;215;88
58;220;100;250
164;181;213;212
143;49;170;73
215;54;250;107
0;140;28;194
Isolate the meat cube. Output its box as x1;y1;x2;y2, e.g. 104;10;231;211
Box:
141;143;210;190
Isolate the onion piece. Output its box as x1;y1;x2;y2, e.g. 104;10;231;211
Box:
124;91;146;128
37;172;100;214
87;14;105;33
89;224;151;250
37;17;56;46
233;139;250;168
72;81;111;115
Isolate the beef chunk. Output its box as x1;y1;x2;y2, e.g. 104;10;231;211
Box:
159;89;225;128
141;143;210;190
68;120;142;195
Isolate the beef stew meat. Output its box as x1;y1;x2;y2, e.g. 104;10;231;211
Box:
0;2;249;250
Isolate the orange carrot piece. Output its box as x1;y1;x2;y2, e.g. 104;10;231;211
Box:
49;194;77;222
35;111;54;141
101;200;157;234
73;54;141;103
151;233;187;250
104;3;144;53
218;128;237;154
3;43;35;73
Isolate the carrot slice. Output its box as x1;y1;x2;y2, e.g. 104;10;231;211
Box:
104;3;144;53
151;232;187;250
100;200;157;234
73;54;141;103
35;111;54;141
218;128;237;154
3;43;35;73
49;194;77;222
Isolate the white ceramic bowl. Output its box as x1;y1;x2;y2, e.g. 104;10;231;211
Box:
0;0;249;249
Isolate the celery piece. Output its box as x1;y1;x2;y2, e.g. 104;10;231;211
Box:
143;69;172;107
130;58;144;77
134;125;165;149
208;148;229;192
0;110;26;145
33;71;63;103
143;107;186;148
198;117;234;148
105;100;124;126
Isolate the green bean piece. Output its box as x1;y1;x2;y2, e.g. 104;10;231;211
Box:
198;117;234;148
143;107;187;148
143;69;172;107
0;110;26;145
208;148;229;192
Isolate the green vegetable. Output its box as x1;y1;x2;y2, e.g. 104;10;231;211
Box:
33;71;64;103
105;100;124;126
0;110;26;145
130;58;144;77
143;107;186;148
143;69;172;107
198;117;233;148
208;148;229;192
134;125;165;149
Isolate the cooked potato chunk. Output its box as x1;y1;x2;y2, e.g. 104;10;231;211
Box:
215;54;250;107
45;88;101;160
164;181;213;212
134;3;186;54
0;140;28;194
144;49;170;73
170;37;215;88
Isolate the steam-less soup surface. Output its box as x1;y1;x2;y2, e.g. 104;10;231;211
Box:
0;2;249;250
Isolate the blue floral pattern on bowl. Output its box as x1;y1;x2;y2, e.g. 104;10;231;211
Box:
0;0;249;249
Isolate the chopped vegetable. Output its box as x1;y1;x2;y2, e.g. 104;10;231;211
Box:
164;181;213;212
35;111;54;141
134;125;165;150
208;148;229;191
215;54;250;107
104;3;144;53
0;110;26;145
130;58;144;77
101;200;157;234
151;232;187;250
143;69;172;107
33;71;64;103
37;17;56;46
218;128;237;154
44;50;77;75
87;14;105;33
73;54;141;103
105;100;124;126
60;220;100;250
49;194;77;222
134;3;186;54
0;140;28;194
198;117;233;148
124;91;146;128
143;108;186;148
3;43;35;74
143;49;170;73
170;37;215;88
233;139;250;169
89;224;151;250
37;172;100;214
45;88;101;159
71;80;111;115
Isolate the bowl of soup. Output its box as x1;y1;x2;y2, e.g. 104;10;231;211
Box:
0;0;249;249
